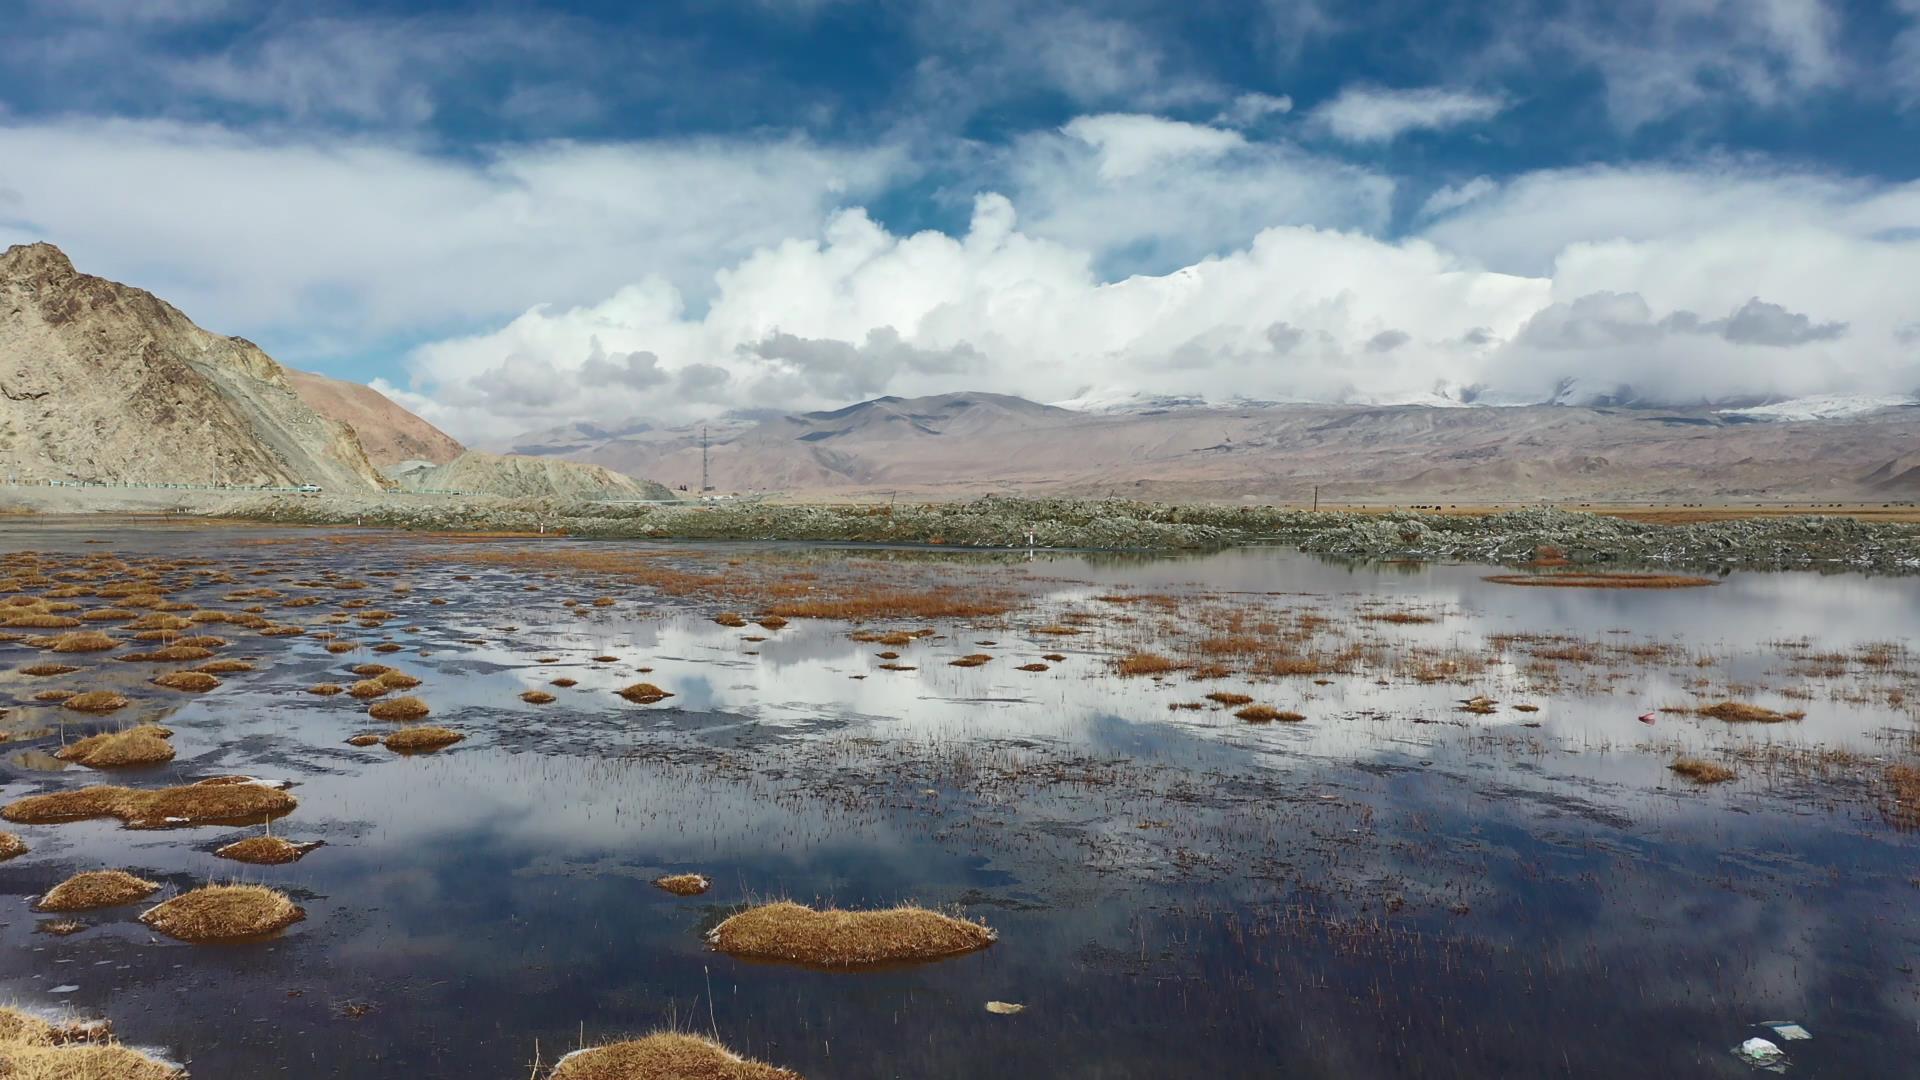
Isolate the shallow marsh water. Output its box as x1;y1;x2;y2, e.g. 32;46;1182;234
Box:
0;521;1916;1077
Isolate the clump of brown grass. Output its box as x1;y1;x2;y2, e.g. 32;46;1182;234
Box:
1483;572;1719;589
1116;652;1181;677
1235;705;1306;723
384;725;462;753
757;615;789;630
1361;611;1437;624
616;683;673;705
126;613;191;631
1205;692;1254;706
1695;701;1804;723
56;725;174;767
152;671;220;692
308;683;343;696
1670;756;1737;784
1032;624;1086;636
1885;764;1920;830
324;642;356;654
1016;663;1049;672
119;645;213;663
550;677;578;688
949;654;993;668
193;659;254;675
368;696;430;721
372;670;420;689
371;643;403;654
61;691;129;714
714;612;748;627
19;662;78;677
767;590;1011;621
0;1005;180;1079
1041;653;1066;662
2;776;294;830
654;873;711;896
79;608;136;622
0;833;26;861
141;884;304;942
4;613;83;629
36;870;160;911
550;1033;799;1080
707;901;995;967
345;733;380;747
215;836;320;865
34;690;75;703
349;663;392;677
46;632;119;653
520;689;556;704
347;679;391;700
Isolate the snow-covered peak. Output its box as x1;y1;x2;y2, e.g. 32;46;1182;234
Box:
1717;394;1918;422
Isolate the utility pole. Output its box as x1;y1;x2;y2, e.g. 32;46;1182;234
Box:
700;424;710;495
1312;484;1319;512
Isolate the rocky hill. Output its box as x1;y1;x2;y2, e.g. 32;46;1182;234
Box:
0;243;386;491
286;369;464;466
393;451;673;501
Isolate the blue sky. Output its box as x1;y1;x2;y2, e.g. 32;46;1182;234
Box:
3;0;1918;437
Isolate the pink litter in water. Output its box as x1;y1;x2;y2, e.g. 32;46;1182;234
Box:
1638;712;1657;724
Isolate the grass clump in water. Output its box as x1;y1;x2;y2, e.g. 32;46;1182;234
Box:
368;696;430;721
707;900;995;967
152;671;220;692
55;725;174;767
140;884;304;942
1695;701;1804;723
45;632;119;653
193;659;254;674
384;726;462;752
0;1005;180;1079
18;662;78;677
308;683;343;696
1670;756;1737;784
550;1033;799;1080
616;683;673;705
654;873;711;896
61;691;129;714
36;870;160;911
1116;652;1181;677
216;836;321;865
1235;704;1306;723
2;777;295;830
520;690;556;704
0;833;26;861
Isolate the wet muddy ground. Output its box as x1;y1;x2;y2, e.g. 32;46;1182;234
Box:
0;521;1916;1077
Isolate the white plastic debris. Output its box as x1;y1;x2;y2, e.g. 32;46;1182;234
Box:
1733;1036;1787;1071
1760;1021;1811;1041
985;1001;1024;1015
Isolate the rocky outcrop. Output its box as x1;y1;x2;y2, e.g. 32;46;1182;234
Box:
393;450;674;500
0;242;386;490
286;368;464;467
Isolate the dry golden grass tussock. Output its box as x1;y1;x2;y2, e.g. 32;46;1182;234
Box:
193;659;253;674
368;696;430;721
141;884;304;942
1236;705;1306;723
550;677;578;688
349;663;392;677
707;901;995;967
520;690;556;704
949;654;992;668
713;612;748;627
1116;652;1181;677
372;670;420;689
654;873;711;896
1695;701;1805;723
61;691;129;714
33;690;74;703
1016;663;1049;672
766;589;1010;621
308;682;343;696
0;833;26;861
152;671;219;692
36;870;160;911
616;683;673;705
56;725;174;767
2;777;295;830
345;733;381;746
45;632;119;653
1885;764;1920;829
1671;756;1737;784
78;608;136;622
18;662;77;677
347;679;391;699
118;645;212;663
1205;692;1253;706
0;1005;180;1080
550;1033;800;1080
4;614;82;629
216;836;320;865
383;725;462;752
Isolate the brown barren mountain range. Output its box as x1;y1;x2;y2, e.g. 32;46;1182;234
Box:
285;368;463;466
0;242;386;490
511;391;1920;503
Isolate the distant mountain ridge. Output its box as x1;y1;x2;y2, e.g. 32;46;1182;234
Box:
511;389;1920;502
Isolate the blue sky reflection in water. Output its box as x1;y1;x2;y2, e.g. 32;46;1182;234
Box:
0;525;1915;1076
